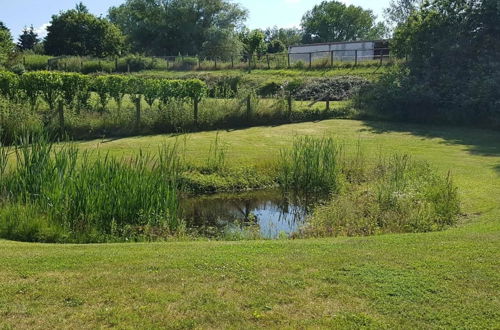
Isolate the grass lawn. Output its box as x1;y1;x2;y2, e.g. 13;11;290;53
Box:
1;119;499;328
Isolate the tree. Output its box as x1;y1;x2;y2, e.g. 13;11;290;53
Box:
360;0;500;128
264;27;303;47
17;25;40;51
240;29;266;60
267;39;286;54
201;28;242;60
44;3;125;57
301;1;387;43
109;0;248;56
384;0;423;28
0;22;14;67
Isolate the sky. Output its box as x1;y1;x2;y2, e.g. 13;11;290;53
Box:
0;0;389;40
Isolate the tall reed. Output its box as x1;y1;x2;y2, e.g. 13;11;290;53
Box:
1;134;182;242
278;136;344;194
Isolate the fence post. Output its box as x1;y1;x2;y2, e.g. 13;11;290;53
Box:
80;60;83;72
330;51;334;67
326;99;330;112
47;59;50;71
127;63;130;73
231;56;234;69
355;50;358;67
380;53;383;66
287;53;291;68
198;57;201;70
309;53;312;69
115;57;118;72
267;55;270;69
214;57;217;70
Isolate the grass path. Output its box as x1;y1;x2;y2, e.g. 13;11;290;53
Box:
1;119;499;328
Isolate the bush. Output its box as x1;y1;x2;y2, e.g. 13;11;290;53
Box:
0;71;19;100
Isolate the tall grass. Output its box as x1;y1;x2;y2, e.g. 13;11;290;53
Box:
279;136;344;194
0;134;182;242
302;153;461;237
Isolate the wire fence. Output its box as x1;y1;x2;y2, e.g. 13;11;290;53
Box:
23;48;394;73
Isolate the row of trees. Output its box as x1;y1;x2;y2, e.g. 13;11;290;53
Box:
1;0;392;61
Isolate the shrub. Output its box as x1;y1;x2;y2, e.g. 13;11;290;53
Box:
0;71;19;100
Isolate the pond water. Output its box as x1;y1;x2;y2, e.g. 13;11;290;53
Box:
180;190;322;239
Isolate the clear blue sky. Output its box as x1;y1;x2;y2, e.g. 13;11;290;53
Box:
1;0;389;40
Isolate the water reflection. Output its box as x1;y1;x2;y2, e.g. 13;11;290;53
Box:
180;190;321;238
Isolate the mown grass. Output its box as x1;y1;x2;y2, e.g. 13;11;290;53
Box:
0;119;499;328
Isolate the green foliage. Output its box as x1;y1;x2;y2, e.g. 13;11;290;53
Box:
279;136;344;194
105;75;129;111
142;79;161;108
240;29;267;59
0;71;19;100
301;1;387;43
92;75;111;112
360;0;500;128
60;73;88;109
267;39;286;54
201;28;243;60
0;135;181;243
0;98;43;144
44;4;125;57
305;154;460;237
22;54;50;71
265;27;303;48
109;0;247;56
184;79;207;103
17;25;40;51
0;23;14;68
21;71;63;110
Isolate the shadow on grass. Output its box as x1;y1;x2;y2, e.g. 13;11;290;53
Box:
360;120;500;172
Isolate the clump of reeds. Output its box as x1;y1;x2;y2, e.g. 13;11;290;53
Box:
278;136;345;195
0;133;182;242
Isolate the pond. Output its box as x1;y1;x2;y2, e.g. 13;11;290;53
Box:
180;190;323;239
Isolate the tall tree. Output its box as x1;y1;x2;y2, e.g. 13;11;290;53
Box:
264;27;303;47
44;3;125;57
384;0;423;28
201;28;242;60
109;0;248;56
17;25;40;51
239;29;266;60
361;0;500;128
0;22;14;67
301;1;387;43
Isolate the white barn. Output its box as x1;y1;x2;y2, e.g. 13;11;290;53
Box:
288;40;388;64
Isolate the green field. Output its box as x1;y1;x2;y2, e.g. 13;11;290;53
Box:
1;119;499;328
